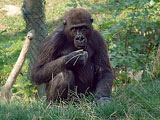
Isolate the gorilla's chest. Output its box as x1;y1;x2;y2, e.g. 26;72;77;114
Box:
61;45;95;85
74;60;95;86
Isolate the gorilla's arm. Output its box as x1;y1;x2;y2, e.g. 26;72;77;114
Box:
92;31;115;101
31;28;85;85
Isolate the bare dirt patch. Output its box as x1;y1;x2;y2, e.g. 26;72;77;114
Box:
0;5;21;16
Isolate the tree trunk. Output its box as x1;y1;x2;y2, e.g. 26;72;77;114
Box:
22;0;47;98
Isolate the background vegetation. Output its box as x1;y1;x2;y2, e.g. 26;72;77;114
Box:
0;0;160;119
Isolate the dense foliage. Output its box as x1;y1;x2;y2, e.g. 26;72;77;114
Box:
68;0;160;84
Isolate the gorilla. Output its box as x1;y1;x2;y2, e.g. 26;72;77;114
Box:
31;8;114;103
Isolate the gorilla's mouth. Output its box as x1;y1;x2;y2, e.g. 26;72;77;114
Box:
74;34;87;49
74;40;87;49
77;45;85;49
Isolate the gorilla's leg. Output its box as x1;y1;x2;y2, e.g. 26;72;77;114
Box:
46;70;75;102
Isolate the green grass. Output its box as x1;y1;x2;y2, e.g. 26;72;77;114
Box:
1;79;160;120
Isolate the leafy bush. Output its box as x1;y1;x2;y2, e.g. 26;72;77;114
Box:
68;0;160;83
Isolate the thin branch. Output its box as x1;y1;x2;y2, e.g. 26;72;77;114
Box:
1;30;35;102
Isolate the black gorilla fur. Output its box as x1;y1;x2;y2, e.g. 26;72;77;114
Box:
31;8;114;103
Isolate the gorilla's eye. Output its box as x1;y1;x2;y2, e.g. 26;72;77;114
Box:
81;26;88;34
82;28;87;34
71;28;77;35
71;28;76;32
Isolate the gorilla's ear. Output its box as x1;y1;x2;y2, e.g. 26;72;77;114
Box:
90;17;93;23
63;20;67;25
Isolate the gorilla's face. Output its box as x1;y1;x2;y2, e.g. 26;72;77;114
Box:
70;24;89;49
63;8;93;49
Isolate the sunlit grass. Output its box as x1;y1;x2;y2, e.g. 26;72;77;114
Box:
1;80;160;120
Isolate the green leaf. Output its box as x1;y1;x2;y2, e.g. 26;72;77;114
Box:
0;29;7;34
79;2;83;7
141;23;146;32
73;4;77;8
135;43;141;49
153;0;159;3
6;43;12;48
66;4;73;7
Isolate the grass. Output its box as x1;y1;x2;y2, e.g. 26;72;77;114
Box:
1;79;160;120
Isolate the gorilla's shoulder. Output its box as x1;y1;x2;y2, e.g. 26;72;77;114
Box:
44;25;65;42
54;24;65;32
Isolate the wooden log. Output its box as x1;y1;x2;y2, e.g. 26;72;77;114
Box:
1;30;35;102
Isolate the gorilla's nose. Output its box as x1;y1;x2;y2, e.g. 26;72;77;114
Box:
75;35;85;42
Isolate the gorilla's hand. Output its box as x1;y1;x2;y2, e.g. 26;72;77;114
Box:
93;97;112;105
65;49;88;66
77;50;88;66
